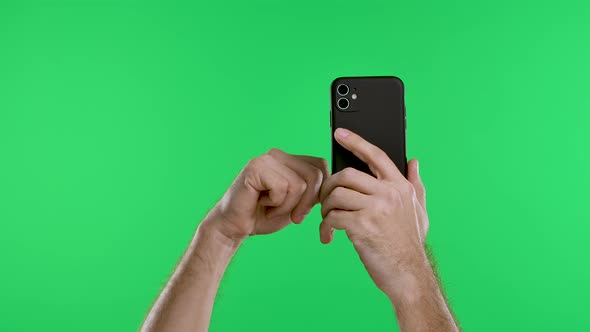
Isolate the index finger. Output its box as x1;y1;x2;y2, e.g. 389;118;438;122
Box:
334;128;402;181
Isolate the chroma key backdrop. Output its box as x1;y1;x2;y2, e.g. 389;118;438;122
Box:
1;0;589;331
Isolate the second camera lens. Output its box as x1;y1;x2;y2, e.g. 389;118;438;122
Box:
337;97;349;110
337;84;349;96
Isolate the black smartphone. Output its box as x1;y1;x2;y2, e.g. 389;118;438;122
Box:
330;76;407;177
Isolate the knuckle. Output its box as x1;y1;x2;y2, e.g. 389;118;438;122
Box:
331;186;345;199
367;147;384;162
278;179;289;192
266;148;283;157
246;156;263;170
273;176;288;190
325;209;336;218
371;147;384;159
297;180;308;194
325;209;341;222
362;150;375;163
258;153;274;164
322;206;334;219
340;167;356;181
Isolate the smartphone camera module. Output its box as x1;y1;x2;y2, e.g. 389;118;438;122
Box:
337;84;349;96
337;97;350;110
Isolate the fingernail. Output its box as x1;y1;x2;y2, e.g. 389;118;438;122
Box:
335;128;350;138
416;159;420;174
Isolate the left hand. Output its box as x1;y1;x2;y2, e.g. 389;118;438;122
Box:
206;148;329;242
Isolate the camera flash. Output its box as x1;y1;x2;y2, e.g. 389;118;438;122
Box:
351;93;357;100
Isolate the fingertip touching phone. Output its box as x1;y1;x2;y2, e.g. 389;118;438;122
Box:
330;76;407;177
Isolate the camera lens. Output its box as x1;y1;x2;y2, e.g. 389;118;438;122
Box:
337;84;349;96
337;97;349;110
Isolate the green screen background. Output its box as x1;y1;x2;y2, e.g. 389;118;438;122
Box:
1;0;589;331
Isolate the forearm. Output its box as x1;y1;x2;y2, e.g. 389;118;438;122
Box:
141;212;242;332
387;254;459;332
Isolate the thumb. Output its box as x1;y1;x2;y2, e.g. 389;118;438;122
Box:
407;159;426;209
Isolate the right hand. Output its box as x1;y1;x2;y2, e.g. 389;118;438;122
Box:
206;149;329;241
319;128;429;298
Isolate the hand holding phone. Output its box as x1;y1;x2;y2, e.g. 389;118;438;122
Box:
331;76;407;177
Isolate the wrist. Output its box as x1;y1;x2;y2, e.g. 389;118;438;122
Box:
203;205;252;242
197;211;244;252
189;212;244;275
201;206;248;244
384;250;434;303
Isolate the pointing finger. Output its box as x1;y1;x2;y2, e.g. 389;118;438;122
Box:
334;128;402;181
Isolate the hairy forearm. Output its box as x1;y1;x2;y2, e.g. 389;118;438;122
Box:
141;213;242;332
387;253;459;332
425;244;461;329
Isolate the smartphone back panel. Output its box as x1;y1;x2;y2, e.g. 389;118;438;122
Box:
331;76;407;177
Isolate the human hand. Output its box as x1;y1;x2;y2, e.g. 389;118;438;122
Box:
205;149;329;242
319;128;429;298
